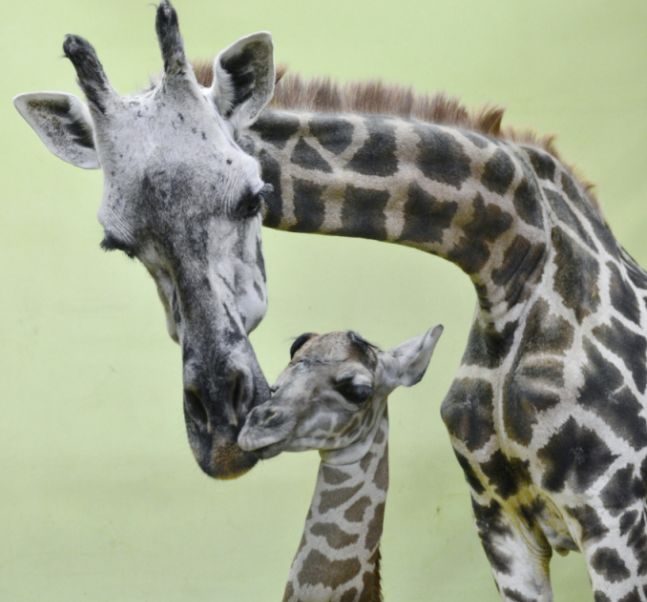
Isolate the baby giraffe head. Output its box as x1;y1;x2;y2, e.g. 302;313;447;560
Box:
238;325;443;464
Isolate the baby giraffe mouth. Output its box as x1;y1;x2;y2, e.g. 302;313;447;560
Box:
238;434;287;460
253;440;288;460
237;420;293;460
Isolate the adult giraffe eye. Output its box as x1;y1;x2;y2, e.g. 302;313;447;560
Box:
236;191;262;218
236;183;273;219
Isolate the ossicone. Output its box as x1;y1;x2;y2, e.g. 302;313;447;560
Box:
62;34;117;114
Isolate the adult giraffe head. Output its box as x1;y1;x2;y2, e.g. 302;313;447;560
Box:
14;1;276;478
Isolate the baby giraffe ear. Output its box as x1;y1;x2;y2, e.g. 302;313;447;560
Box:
290;332;317;359
378;325;444;392
210;32;275;130
13;92;99;169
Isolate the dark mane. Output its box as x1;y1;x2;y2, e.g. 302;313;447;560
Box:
193;61;598;211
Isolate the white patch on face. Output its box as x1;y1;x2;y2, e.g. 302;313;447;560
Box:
236;274;268;331
157;269;180;341
206;215;267;334
135;243;182;342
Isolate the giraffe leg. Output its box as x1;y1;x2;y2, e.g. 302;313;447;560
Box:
575;500;647;602
470;494;553;602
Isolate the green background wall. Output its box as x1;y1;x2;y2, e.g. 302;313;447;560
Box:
1;1;645;600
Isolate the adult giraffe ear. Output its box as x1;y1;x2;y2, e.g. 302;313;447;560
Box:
377;325;444;392
210;32;275;130
13;92;100;169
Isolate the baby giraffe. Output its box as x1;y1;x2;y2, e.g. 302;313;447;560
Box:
238;325;444;602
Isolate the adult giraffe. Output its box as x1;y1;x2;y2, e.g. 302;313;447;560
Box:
14;1;647;600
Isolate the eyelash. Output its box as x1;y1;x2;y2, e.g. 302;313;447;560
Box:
100;235;136;258
335;378;373;404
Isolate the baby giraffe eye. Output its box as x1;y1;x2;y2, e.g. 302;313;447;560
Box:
335;377;373;404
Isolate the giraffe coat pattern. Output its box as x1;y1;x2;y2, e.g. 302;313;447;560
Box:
245;109;647;600
13;2;647;600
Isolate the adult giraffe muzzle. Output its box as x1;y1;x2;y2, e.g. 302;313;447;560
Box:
14;1;277;478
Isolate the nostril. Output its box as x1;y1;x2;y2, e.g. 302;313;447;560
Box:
263;409;281;427
232;374;243;409
230;368;253;419
184;388;208;428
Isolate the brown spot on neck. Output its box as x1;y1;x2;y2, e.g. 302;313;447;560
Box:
322;465;353;485
365;503;386;552
319;483;363;514
359;451;374;472
297;549;362;589
340;587;359;602
344;496;372;523
359;547;383;602
373;449;389;492
310;522;360;549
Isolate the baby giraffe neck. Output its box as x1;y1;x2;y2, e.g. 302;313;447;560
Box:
283;414;389;602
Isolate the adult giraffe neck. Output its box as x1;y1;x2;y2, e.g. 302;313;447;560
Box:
246;108;550;330
282;413;389;602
